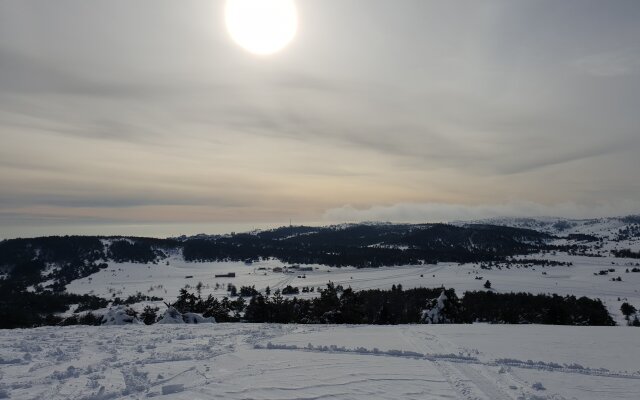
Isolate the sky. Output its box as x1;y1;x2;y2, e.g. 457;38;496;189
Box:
1;0;640;238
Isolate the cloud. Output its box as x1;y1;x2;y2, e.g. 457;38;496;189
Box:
1;0;640;238
574;49;640;77
496;141;628;175
323;201;640;223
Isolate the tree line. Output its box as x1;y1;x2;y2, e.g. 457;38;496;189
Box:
0;281;616;329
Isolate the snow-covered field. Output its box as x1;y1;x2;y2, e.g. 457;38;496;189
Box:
65;253;640;324
1;324;638;400
7;219;640;399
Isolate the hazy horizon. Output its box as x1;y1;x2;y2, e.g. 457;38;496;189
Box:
4;210;640;241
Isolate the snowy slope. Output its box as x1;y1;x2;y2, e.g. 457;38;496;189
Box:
470;216;640;247
1;324;638;400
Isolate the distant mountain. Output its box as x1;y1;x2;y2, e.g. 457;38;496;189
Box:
2;217;639;294
0;223;552;290
466;215;640;237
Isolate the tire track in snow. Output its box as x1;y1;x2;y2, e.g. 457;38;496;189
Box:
400;327;564;400
271;274;296;291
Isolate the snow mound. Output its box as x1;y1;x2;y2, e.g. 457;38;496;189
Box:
183;312;216;324
101;305;142;325
156;307;184;324
156;307;215;324
531;382;546;391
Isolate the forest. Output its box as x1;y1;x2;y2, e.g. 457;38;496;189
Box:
0;281;615;329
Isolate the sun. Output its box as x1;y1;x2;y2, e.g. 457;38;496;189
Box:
225;0;298;55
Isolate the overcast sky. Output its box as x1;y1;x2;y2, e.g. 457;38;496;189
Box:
1;0;640;238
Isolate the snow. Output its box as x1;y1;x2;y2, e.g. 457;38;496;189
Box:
182;313;215;324
61;217;640;327
422;290;449;323
0;324;638;399
101;306;142;326
8;218;640;397
64;252;640;324
26;219;640;397
156;307;215;324
156;307;185;324
65;257;324;302
161;383;184;395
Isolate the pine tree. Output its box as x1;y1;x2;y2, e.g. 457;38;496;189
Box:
621;302;637;321
141;305;159;325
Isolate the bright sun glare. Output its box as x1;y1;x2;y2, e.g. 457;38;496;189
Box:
225;0;298;55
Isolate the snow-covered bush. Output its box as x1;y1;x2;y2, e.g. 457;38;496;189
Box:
101;305;142;325
421;291;455;324
531;382;546;391
183;312;216;324
156;307;215;324
156;307;184;324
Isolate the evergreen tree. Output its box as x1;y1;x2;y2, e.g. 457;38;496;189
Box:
141;306;159;325
621;302;637;321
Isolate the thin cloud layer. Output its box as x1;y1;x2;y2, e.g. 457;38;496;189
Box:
1;0;639;237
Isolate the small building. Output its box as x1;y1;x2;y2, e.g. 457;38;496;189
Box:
215;272;236;278
272;267;283;273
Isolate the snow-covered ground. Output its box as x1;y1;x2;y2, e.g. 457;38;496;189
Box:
9;218;640;398
1;324;638;400
65;252;640;324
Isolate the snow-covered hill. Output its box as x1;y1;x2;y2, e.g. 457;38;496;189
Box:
64;251;640;324
469;215;640;242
